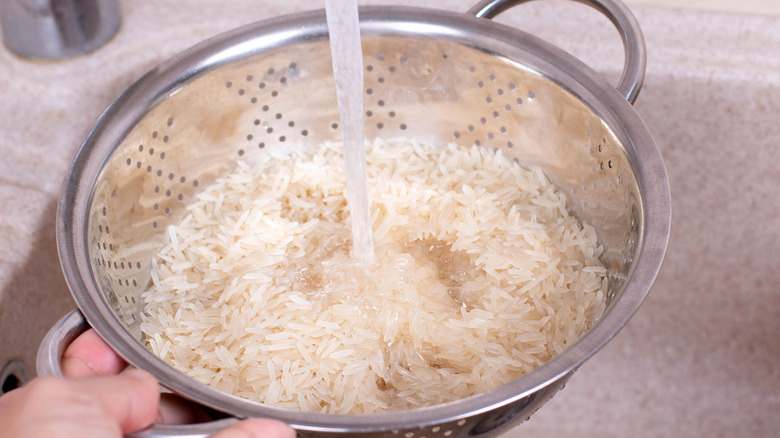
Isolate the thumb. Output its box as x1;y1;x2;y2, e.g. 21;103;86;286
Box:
78;368;161;433
210;418;296;438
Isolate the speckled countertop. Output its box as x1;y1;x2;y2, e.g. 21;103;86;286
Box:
1;1;778;437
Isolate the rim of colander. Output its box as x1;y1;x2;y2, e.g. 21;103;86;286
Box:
56;5;670;432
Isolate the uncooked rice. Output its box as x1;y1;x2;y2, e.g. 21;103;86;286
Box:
140;139;607;414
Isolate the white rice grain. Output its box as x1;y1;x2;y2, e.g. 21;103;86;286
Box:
141;139;607;414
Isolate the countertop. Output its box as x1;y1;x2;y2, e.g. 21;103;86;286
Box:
1;1;778;437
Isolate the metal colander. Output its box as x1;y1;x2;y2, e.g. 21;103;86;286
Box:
42;0;670;436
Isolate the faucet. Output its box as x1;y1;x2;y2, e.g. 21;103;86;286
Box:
1;0;120;59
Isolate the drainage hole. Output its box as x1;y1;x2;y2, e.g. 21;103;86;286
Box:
2;373;21;393
1;360;28;394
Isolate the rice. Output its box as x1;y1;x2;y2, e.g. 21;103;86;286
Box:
140;138;607;414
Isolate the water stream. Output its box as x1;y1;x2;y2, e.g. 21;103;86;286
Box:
325;0;375;267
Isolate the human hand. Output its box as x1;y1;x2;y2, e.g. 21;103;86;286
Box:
0;329;295;438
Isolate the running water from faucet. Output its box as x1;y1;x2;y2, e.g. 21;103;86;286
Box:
325;0;375;267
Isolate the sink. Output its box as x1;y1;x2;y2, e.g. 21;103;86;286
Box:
495;4;780;437
1;1;778;436
0;0;297;395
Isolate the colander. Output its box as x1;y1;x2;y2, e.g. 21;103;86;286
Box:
39;0;671;436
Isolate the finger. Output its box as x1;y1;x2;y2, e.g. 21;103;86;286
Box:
62;329;128;378
60;331;212;428
0;370;160;437
209;418;296;438
78;369;161;433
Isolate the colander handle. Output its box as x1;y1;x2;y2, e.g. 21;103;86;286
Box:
37;309;239;438
36;309;89;378
467;0;646;104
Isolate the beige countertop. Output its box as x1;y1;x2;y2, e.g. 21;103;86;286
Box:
1;1;778;437
627;0;780;15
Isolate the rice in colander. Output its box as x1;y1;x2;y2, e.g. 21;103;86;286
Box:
140;138;607;414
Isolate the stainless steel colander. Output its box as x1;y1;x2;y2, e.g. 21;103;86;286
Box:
40;0;670;436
